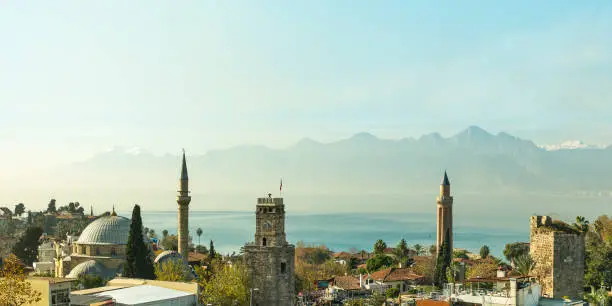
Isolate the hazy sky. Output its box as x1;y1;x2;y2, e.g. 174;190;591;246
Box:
1;1;612;171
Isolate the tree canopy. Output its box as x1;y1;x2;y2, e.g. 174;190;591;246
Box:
503;242;529;265
479;245;490;259
46;199;57;213
373;239;387;255
0;254;42;305
13;203;25;216
124;204;155;279
11;226;44;266
155;259;192;282
434;229;452;287
196;260;250;306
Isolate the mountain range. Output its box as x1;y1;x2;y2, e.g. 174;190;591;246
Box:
58;126;612;201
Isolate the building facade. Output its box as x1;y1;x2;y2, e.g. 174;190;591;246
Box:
529;215;585;299
177;150;191;260
436;171;453;254
244;194;295;306
56;210;130;279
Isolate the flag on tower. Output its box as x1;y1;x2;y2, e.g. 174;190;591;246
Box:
280;178;283;192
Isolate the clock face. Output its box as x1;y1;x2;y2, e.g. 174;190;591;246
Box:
263;220;273;231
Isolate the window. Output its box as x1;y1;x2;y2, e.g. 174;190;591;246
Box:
281;262;286;274
80;246;85;255
262;238;267;246
51;288;70;306
95;248;100;256
111;248;117;256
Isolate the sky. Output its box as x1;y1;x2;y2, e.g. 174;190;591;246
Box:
1;0;612;173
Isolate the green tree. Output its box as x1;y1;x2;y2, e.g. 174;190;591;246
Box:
13;203;25;216
162;229;169;239
155;259;191;282
196;228;203;247
453;250;469;259
162;235;179;251
479;245;490;259
386;287;400;298
414;244;423;256
585;226;612;288
514;254;536;276
366;255;394;273
394;238;412;267
124;204;155;279
434;229;451;288
209;240;216;259
429;244;437;256
0;254;43;305
374;239;387;255
11;226;44;266
574;216;590;233
503;242;530;266
46;199;57;213
197;260;251;306
76;274;106;289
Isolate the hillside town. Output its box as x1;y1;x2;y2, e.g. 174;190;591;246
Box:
0;153;610;306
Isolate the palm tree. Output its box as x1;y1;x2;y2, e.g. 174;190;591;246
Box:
196;228;203;248
573;216;590;233
514;254;536;276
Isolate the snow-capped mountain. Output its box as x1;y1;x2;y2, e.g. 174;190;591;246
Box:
539;140;607;151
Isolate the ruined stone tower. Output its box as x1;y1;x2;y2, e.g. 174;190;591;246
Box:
176;150;191;260
436;171;453;254
244;193;295;306
529;215;584;299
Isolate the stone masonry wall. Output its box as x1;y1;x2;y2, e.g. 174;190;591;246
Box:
529;216;584;299
244;244;296;306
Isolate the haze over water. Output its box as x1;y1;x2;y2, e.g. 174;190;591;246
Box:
123;193;608;258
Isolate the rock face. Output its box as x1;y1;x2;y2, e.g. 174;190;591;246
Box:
244;195;295;306
529;216;585;299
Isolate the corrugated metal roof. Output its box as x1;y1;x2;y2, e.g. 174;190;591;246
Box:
93;284;195;304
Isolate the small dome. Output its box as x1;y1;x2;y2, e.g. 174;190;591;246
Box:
77;215;131;245
67;260;112;279
154;250;187;265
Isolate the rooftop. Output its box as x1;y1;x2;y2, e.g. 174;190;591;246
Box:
93;284;195;304
332;275;361;290
28;277;76;284
369;267;424;282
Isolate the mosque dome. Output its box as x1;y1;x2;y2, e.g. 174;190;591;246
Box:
67;260;112;279
77;215;131;245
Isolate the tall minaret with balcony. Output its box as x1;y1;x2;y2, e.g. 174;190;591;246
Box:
436;171;454;255
177;150;191;259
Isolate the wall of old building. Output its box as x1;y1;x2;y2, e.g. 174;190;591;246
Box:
529;216;584;299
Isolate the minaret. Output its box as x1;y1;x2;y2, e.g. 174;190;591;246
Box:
436;171;454;255
177;149;191;259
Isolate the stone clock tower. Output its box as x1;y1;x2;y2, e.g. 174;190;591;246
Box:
244;193;295;306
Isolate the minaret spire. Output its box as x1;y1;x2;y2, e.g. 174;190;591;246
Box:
181;148;188;181
442;170;450;186
177;149;192;260
111;205;117;217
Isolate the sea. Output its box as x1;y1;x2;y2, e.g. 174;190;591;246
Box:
120;210;528;258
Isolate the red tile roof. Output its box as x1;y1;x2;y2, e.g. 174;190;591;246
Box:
332;252;354;260
332;275;361;290
369;267;424;282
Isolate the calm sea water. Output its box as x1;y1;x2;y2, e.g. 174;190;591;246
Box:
117;211;528;258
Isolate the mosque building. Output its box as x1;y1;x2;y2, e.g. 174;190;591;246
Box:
56;208;131;279
56;151;194;280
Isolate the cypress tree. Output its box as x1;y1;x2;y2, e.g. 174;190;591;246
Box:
124;205;155;279
209;240;216;259
434;228;452;288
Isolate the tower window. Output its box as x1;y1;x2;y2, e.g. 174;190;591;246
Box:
111;248;117;256
281;262;286;274
95;248;100;256
262;238;267;246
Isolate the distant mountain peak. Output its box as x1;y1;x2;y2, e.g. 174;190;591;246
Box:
104;146;150;156
350;132;378;140
539;140;607;151
457;125;492;137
